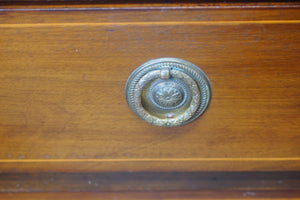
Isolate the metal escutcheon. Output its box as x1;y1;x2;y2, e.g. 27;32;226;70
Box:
125;58;211;127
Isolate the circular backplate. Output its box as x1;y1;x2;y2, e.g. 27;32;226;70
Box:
125;57;212;127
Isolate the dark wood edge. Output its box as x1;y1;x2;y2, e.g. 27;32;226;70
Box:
0;171;299;192
1;0;299;4
0;2;299;10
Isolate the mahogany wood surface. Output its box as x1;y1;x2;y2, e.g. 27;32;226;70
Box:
0;3;299;173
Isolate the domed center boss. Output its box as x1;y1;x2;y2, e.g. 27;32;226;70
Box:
125;58;211;127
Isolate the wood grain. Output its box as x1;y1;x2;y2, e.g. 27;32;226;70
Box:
0;5;299;172
0;159;300;173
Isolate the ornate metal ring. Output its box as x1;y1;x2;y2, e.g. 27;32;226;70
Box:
125;58;211;127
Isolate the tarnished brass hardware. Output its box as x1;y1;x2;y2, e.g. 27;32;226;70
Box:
125;58;211;127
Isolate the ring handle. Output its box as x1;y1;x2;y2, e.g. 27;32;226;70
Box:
133;68;200;127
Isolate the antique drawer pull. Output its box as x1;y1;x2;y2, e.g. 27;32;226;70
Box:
125;58;211;127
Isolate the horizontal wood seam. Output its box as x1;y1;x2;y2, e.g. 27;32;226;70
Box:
1;158;299;162
0;4;300;11
1;20;300;27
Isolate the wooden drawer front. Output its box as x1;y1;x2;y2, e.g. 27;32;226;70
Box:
0;5;299;172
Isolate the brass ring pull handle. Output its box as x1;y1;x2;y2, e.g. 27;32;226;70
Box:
125;58;211;127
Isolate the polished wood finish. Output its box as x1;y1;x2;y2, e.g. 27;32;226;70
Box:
0;4;299;173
